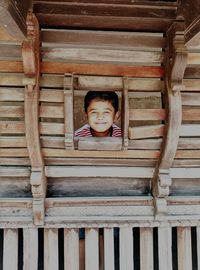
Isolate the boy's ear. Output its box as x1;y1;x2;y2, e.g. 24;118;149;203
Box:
114;111;120;122
84;112;88;121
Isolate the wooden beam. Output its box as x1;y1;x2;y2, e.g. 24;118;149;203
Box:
22;11;46;226
152;21;188;216
0;0;32;39
33;1;176;31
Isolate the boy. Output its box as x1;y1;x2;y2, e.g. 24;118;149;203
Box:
75;91;121;137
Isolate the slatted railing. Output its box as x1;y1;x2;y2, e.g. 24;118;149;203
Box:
0;225;199;270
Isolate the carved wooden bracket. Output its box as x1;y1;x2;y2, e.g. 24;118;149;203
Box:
64;74;74;150
153;21;188;217
22;11;46;226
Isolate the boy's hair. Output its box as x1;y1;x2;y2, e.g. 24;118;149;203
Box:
84;91;119;113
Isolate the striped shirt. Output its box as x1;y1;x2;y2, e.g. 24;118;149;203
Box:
75;124;121;137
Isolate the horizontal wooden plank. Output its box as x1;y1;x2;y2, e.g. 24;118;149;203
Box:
0;167;30;177
0;44;21;58
0;158;30;165
40;105;64;118
0;136;26;148
42;29;166;49
48;177;150;197
182;109;200;120
45;166;154;178
40;122;64;135
0;88;24;101
41;62;164;77
129;125;165;139
34;2;176;18
170;168;200;178
0;60;164;77
129;109;166;121
188;52;200;65
128;139;162;150
180;125;200;136
184;79;200;91
173;159;200;167
42;47;163;65
44;158;157;167
40;89;64;102
78;137;122;151
0;148;28;157
0;121;25;134
42;149;160;158
182;93;200;106
175;150;200;159
41;136;65;149
0;106;24;118
178;138;200;150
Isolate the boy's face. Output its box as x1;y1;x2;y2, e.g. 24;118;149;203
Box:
85;99;120;136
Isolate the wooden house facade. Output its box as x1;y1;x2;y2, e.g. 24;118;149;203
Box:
0;0;200;269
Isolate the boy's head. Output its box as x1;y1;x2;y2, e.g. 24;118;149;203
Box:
84;91;120;137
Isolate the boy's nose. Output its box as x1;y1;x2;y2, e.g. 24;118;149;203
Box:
97;113;104;119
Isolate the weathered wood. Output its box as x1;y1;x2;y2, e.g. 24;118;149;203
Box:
0;0;32;39
44;229;59;270
44;157;156;167
120;227;133;270
0;166;30;177
0;121;25;134
23;228;38;270
182;93;200;106
140;227;153;270
78;137;122;151
0;148;28;157
128;139;162;150
0;136;26;147
0;88;24;101
64;228;79;270
0;158;30;165
45;166;154;178
0;60;164;76
34;1;175;32
129;109;166;121
129;125;165;139
177;227;192;270
22;12;46;226
176;150;200;159
48;177;150;197
170;167;200;178
197;226;200;270
0;105;23;117
104;228;114;270
43;47;163;65
64;75;74;150
43;148;160;159
3;229;18;270
85;228;99;270
182;109;200;120
180;125;200;136
184;79;200;91
42;29;166;49
122;77;129;149
158;227;172;270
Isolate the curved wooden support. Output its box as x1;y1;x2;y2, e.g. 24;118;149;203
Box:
22;11;46;226
153;21;188;216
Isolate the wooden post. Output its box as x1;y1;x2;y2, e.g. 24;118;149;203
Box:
22;11;46;226
44;228;59;270
64;74;74;150
85;228;99;270
153;21;188;217
120;227;134;270
177;227;192;270
23;228;38;270
140;228;153;270
104;228;114;270
64;228;79;270
122;77;129;150
3;229;18;270
158;227;172;270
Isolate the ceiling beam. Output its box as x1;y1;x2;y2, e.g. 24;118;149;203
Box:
180;0;200;47
33;1;177;32
0;0;32;39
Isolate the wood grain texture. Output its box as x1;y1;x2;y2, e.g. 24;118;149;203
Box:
158;227;172;270
44;229;59;270
140;227;153;270
23;229;38;270
177;227;192;270
64;228;79;270
120;227;134;270
3;229;18;270
104;228;114;270
85;228;99;270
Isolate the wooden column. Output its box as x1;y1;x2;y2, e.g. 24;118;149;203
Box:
22;11;46;226
122;77;129;150
64;74;74;150
153;21;188;217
